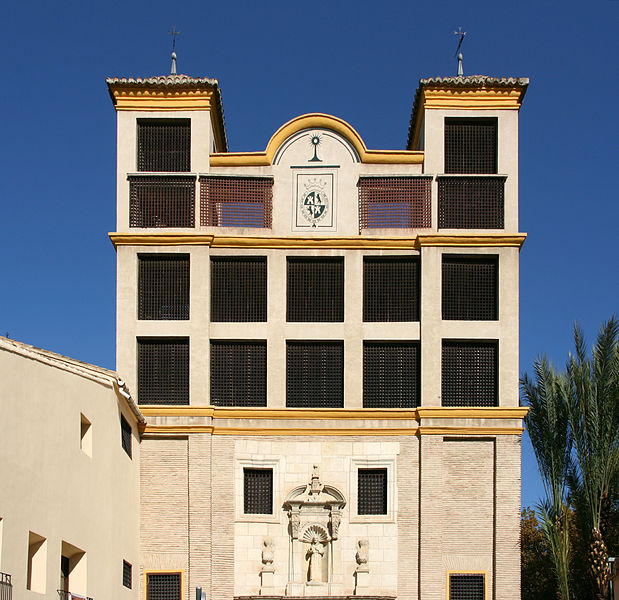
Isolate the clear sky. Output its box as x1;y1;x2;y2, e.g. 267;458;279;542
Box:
2;0;617;510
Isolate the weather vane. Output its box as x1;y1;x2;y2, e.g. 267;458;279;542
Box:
169;26;180;75
454;26;466;76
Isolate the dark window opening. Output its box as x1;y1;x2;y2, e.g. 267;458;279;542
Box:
445;118;497;174
138;255;189;320
449;573;485;600
146;572;181;600
244;468;273;514
129;175;195;228
137;119;190;172
137;338;189;405
358;468;387;515
122;561;132;589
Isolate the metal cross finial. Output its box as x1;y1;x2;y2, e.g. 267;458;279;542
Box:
454;26;466;76
168;27;180;75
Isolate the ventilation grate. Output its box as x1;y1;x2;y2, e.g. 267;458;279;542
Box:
147;572;181;600
244;468;273;514
287;257;344;322
358;468;387;515
442;341;497;407
200;176;273;228
449;573;485;600
445;118;497;174
363;342;420;408
137;119;190;172
210;257;267;322
363;256;419;322
129;176;195;228
138;255;189;320
210;341;267;407
137;338;189;405
442;256;498;320
358;177;432;230
286;342;343;408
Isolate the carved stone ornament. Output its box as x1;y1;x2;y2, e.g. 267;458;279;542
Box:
261;537;274;572
355;538;369;572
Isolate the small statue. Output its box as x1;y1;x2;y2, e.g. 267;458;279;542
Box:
307;534;325;582
355;539;369;571
261;537;274;571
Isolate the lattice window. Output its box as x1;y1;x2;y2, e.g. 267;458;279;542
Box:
138;255;189;320
358;177;432;230
449;573;486;600
122;561;132;589
129;176;195;228
137;338;189;405
210;257;267;322
121;415;132;458
438;176;505;229
358;469;387;515
137;119;190;172
442;341;498;407
146;572;181;600
287;258;344;322
244;468;273;514
200;176;273;228
210;341;267;407
286;342;344;408
363;256;419;322
442;255;498;320
363;342;420;408
445;118;497;174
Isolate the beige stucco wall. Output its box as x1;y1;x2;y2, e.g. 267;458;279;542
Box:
0;347;140;599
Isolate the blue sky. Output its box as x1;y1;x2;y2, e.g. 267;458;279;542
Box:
1;0;617;509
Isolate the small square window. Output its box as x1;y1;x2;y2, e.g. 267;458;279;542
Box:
122;561;132;589
137;338;189;405
147;572;182;600
121;415;132;458
449;573;486;600
137;119;190;172
138;255;189;321
244;468;273;514
358;468;387;515
444;118;497;174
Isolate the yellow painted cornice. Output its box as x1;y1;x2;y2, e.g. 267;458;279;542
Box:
417;426;524;436
110;86;215;111
109;232;527;250
209;113;424;166
416;407;529;419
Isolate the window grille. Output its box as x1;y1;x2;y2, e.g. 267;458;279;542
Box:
363;256;419;322
129;176;195;228
442;341;497;407
121;415;132;458
449;573;485;600
445;118;497;174
287;257;344;322
358;468;387;515
244;468;273;514
210;257;267;322
210;341;266;407
137;338;189;405
138;255;190;320
286;342;343;408
137;119;190;172
122;561;132;589
146;572;181;600
438;176;505;229
200;176;273;228
358;176;432;230
363;342;419;408
442;256;498;320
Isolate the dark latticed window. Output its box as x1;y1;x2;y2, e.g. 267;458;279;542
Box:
137;338;189;405
147;572;181;600
442;255;498;320
449;573;485;600
287;258;344;322
129;175;195;228
210;341;266;407
358;469;387;515
200;176;273;228
137;119;190;172
363;257;419;322
363;342;420;408
121;415;132;458
138;255;189;320
211;257;267;322
442;341;497;407
445;118;497;174
358;176;432;230
286;342;343;408
438;176;505;229
244;468;273;514
122;561;132;589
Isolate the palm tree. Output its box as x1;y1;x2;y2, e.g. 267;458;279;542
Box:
563;318;619;600
521;359;572;599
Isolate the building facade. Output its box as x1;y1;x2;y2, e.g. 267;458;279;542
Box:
106;72;528;600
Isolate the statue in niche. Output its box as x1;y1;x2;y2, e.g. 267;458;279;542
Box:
355;538;369;571
306;534;325;582
261;537;274;571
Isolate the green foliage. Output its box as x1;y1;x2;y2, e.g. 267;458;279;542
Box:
521;507;558;600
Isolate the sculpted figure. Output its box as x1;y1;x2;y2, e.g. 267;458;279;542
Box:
306;534;325;582
261;537;274;570
355;538;369;570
